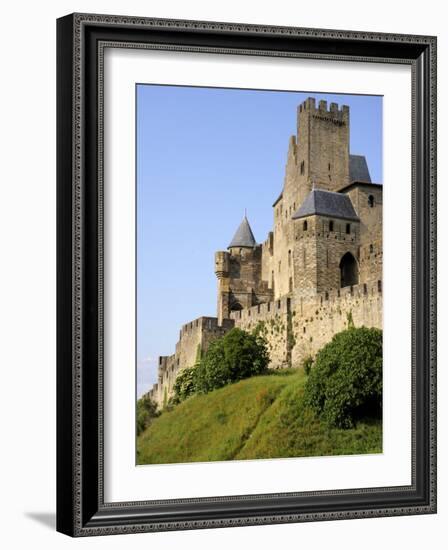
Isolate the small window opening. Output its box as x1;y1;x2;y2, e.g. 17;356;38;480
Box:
346;223;351;234
303;220;308;231
329;220;334;232
368;195;375;207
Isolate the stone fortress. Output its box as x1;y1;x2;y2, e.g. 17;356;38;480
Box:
146;97;383;407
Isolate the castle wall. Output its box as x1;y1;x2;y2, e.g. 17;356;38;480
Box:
230;297;292;369
290;281;382;367
229;280;382;370
147;316;234;407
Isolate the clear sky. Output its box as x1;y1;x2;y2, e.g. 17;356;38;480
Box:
136;85;382;397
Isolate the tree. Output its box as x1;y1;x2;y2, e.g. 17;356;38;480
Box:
195;327;270;393
136;395;159;435
303;327;382;428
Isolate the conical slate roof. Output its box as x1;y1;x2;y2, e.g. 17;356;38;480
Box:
292;189;359;221
228;216;257;249
349;154;371;183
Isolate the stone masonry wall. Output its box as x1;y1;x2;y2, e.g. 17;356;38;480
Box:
230;280;382;370
147;316;234;406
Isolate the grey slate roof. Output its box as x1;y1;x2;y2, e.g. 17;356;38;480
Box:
349;154;371;183
292;189;359;221
228;216;257;248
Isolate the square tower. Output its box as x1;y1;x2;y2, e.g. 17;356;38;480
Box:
295;98;350;206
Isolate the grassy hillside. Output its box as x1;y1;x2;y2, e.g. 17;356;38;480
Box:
137;369;382;465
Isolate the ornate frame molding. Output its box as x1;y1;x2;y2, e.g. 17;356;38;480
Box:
57;13;437;537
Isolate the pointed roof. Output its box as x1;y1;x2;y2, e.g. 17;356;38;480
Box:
228;216;257;249
349;154;371;183
292;189;359;221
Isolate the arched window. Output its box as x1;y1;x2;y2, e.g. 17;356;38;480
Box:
339;252;359;288
329;220;334;232
346;223;351;235
303;220;308;231
368;194;375;207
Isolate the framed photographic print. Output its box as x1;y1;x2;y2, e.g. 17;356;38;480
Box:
56;13;437;536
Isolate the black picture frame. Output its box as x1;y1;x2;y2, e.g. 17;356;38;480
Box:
56;13;437;537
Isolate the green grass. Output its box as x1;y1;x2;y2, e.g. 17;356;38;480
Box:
137;369;382;465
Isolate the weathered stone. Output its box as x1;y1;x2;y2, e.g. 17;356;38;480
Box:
146;98;383;407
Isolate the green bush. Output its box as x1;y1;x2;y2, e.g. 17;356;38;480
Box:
136;395;159;435
195;327;270;393
303;327;382;428
302;355;314;376
171;365;199;404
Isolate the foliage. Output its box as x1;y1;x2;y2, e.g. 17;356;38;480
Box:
171;365;199;404
302;355;314;376
303;327;383;428
137;369;382;465
136;395;159;436
194;328;270;394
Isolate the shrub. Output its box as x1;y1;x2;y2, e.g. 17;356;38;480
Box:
303;327;382;428
302;355;313;376
171;365;199;404
136;395;159;435
195;327;270;393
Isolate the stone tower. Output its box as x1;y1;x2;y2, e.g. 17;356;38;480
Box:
215;216;273;325
270;98;351;299
291;189;361;297
295;97;350;206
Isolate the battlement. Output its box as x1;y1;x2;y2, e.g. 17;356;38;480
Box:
230;295;291;323
312;280;382;306
299;97;349;122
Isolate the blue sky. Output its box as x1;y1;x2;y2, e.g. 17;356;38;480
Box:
136;85;382;397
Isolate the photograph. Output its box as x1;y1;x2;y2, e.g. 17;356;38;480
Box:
136;86;384;465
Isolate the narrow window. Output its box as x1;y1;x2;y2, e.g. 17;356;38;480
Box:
271;270;274;288
277;300;281;310
378;280;382;293
328;162;331;171
370;244;374;254
329;220;334;232
300;160;305;175
325;291;329;300
368;194;375;207
303;220;308;231
346;223;351;234
363;283;368;295
288;249;292;267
